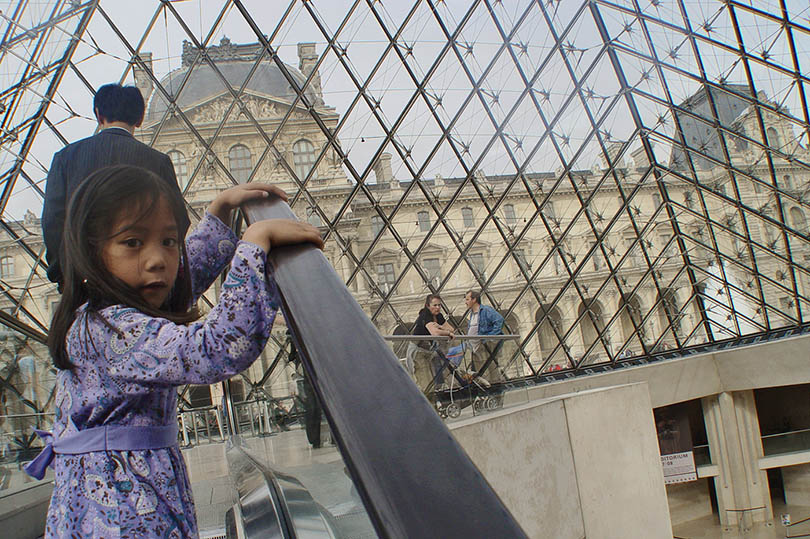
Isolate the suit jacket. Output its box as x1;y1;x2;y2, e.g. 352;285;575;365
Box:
41;128;190;286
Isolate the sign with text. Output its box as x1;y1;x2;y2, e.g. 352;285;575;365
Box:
655;404;697;484
660;451;697;484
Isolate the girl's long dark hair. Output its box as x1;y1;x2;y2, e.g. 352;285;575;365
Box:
48;165;198;369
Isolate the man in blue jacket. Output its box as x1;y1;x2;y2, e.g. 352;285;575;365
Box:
464;290;504;383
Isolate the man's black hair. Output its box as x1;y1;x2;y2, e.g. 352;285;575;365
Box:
93;83;145;126
466;290;481;305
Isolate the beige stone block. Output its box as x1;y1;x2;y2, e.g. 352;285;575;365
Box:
452;383;672;539
564;384;672;538
451;399;584;539
784;462;810;506
666;480;713;526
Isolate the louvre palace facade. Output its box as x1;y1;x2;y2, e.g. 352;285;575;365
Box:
1;36;809;409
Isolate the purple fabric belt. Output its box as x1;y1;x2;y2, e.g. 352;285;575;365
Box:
24;424;179;480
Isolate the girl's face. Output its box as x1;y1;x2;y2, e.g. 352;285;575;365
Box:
101;196;180;309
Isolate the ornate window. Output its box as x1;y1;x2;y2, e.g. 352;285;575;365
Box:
376;263;396;292
424;258;441;287
552;245;562;275
589;241;602;270
293;139;319;181
504;204;517;225
790;207;807;232
462;207;474;228
307;207;322;227
514;249;529;272
0;256;14;278
371;215;384;236
544;201;555;221
417;211;430;232
469;253;485;279
767;126;781;148
168;150;188;188
228;144;252;183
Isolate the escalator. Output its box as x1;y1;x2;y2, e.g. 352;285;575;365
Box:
223;197;525;538
225;437;343;538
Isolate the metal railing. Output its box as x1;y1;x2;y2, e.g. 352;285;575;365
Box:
177;406;226;446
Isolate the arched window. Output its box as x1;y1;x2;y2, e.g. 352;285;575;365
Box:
168;150;188;188
417;211;430;232
658;288;680;338
578;299;606;363
790;207;807;232
293;139;319;181
462;207;474;228
0;256;14;278
228;144;252;183
620;296;645;346
536;305;563;364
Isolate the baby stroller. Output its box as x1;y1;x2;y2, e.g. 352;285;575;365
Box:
432;341;504;419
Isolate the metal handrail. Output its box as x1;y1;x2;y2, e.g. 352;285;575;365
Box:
382;334;520;341
225;437;336;538
241;196;526;538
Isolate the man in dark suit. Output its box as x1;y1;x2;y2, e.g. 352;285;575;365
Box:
42;83;190;288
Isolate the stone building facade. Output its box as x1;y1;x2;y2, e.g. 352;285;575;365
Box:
0;38;808;409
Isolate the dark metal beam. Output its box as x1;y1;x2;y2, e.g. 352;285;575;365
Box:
242;195;526;538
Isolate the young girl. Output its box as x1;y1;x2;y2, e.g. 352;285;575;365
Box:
25;164;323;538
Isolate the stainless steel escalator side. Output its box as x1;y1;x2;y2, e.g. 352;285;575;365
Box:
225;436;336;539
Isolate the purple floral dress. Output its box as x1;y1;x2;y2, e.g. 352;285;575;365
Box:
44;213;280;538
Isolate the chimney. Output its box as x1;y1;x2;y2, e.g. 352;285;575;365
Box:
631;145;651;170
599;141;625;169
373;152;393;188
297;42;323;103
133;52;154;104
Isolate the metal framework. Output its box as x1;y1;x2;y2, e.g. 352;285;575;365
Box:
1;0;810;450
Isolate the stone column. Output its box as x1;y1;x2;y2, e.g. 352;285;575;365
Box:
702;391;772;527
520;302;541;370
